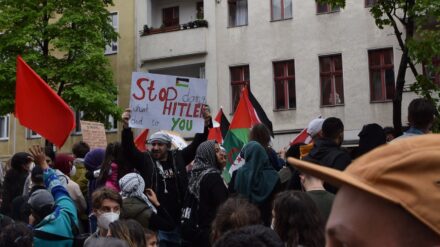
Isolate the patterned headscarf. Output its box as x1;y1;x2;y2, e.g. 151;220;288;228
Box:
119;173;157;213
188;140;219;200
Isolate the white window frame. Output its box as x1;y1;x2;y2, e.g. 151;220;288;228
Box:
105;12;118;55
0;115;10;140
106;98;118;132
74;111;84;134
27;129;41;139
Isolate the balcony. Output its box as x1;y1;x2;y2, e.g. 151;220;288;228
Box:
139;24;208;62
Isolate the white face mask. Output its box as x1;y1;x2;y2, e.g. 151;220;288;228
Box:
69;165;77;177
97;212;120;230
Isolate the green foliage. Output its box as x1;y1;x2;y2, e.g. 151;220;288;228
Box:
0;0;122;124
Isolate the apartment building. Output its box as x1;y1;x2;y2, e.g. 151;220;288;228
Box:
0;0;135;160
135;0;422;149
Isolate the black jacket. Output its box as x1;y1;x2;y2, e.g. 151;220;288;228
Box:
192;173;228;247
304;138;352;193
121;126;209;223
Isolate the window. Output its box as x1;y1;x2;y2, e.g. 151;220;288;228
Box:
368;48;395;102
0;115;9;140
106;115;118;131
196;2;204;19
27;129;41;139
163;6;179;27
423;57;440;86
365;0;378;7
229;0;248;27
273;60;296;109
319;55;344;106
316;1;340;14
74;111;84;133
230;65;250;112
271;0;292;21
105;12;118;55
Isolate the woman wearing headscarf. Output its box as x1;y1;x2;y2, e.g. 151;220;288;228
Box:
119;173;174;232
182;140;228;247
229;141;281;226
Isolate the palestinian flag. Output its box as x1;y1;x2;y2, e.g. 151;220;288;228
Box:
222;87;261;182
249;89;273;137
208;108;230;143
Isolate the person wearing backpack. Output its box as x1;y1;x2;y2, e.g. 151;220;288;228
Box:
181;140;228;247
121;108;212;247
27;145;79;247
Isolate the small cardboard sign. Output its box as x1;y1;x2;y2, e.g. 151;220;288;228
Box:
80;120;107;149
129;72;208;134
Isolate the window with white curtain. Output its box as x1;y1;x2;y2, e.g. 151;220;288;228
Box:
271;0;292;21
105;12;118;55
0;115;9;140
229;0;248;27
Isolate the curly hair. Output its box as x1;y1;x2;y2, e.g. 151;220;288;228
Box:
272;191;325;247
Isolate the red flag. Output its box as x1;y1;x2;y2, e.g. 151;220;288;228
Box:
15;56;75;148
134;129;149;152
290;128;312;146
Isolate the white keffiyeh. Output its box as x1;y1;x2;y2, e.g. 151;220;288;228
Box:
119;173;157;213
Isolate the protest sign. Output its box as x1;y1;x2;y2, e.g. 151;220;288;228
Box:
80;120;107;149
129;72;208;134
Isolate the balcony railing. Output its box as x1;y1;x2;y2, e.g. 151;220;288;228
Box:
140;19;208;36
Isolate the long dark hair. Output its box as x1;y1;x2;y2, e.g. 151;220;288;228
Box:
273;191;325;247
109;219;146;247
96;142;128;187
249;123;271;149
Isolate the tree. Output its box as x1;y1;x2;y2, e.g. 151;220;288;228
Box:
0;0;121;125
318;0;440;133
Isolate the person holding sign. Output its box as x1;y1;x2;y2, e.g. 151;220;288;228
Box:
121;107;212;247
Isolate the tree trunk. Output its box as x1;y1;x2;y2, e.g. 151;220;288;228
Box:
393;51;409;136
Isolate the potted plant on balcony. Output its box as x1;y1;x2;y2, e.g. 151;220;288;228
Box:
194;19;208;28
143;25;150;34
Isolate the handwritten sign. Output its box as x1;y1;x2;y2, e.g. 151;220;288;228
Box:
80;121;107;149
129;72;208;134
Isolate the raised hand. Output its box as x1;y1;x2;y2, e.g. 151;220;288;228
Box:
29;145;49;170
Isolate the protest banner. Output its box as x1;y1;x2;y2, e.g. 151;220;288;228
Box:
129;72;208;134
80;120;107;149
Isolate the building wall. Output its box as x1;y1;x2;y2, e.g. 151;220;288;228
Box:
135;0;420;150
212;0;418;149
0;0;135;161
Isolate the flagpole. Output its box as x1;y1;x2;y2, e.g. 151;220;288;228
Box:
13;117;17;154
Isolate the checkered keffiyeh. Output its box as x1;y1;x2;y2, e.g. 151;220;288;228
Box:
119;173;157;213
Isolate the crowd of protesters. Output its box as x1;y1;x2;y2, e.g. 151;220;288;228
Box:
0;97;439;247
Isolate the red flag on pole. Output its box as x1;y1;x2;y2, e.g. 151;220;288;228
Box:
15;56;75;148
134;129;149;152
290;128;311;146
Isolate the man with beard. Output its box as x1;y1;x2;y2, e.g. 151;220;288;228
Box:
121;107;211;247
